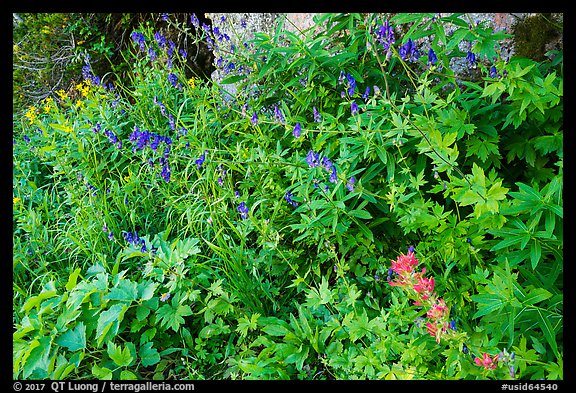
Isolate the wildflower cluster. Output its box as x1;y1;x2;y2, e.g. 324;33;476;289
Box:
388;249;454;343
128;126;173;182
123;230;148;253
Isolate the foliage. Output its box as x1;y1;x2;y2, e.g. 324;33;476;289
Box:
13;12;562;380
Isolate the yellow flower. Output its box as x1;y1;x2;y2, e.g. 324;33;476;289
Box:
56;89;68;100
187;77;196;89
43;97;54;113
13;44;19;52
75;100;85;109
13;197;21;204
24;106;38;122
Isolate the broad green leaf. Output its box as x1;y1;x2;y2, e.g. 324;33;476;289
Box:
65;268;82;291
523;288;552;306
55;322;86;352
259;317;291;336
349;209;373;219
96;304;127;347
104;279;138;303
156;302;193;332
92;363;113;379
137;281;157;301
120;370;138;380
139;342;161;368
22;336;52;379
22;289;58;313
107;341;133;367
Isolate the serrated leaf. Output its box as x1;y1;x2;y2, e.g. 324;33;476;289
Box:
104;279;138;303
96;304;127;347
22;336;52;379
107;341;133;367
22;289;58;313
139;342;160;367
55;322;86;351
156;302;192;332
92;363;113;379
137;281;157;301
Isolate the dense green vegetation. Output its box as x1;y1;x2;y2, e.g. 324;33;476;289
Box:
13;13;563;380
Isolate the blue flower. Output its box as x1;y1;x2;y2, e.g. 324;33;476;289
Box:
428;48;438;66
195;151;206;168
345;73;357;96
466;51;477;68
313;106;322;122
351;101;359;115
329;167;338;184
321;156;333;172
408;245;415;253
108;231;114;240
154;31;166;48
130;31;146;51
490;65;501;78
160;292;171;302
306;150;320;168
168;73;178;88
399;38;419;62
191;14;199;28
362;86;371;102
449;320;457;331
24;135;30;144
293;122;301;138
160;164;170;183
375;20;395;53
251;112;258;126
274;104;285;124
238;202;249;219
284;190;298;207
346;176;356;192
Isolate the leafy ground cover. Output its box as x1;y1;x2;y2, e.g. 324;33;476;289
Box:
13;13;563;380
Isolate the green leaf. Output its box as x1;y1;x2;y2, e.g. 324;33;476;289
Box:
22;289;58;313
259;316;291;336
107;341;134;367
104;279;138;303
236;313;261;338
137;280;157;301
470;293;506;319
92;363;113;379
535;309;560;358
349;209;372;219
529;240;542;269
65;268;82;291
523;288;552;306
156;302;193;332
139;342;161;368
219;74;247;85
120;370;138;380
22;336;52;379
96;304;127;347
55;322;86;352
